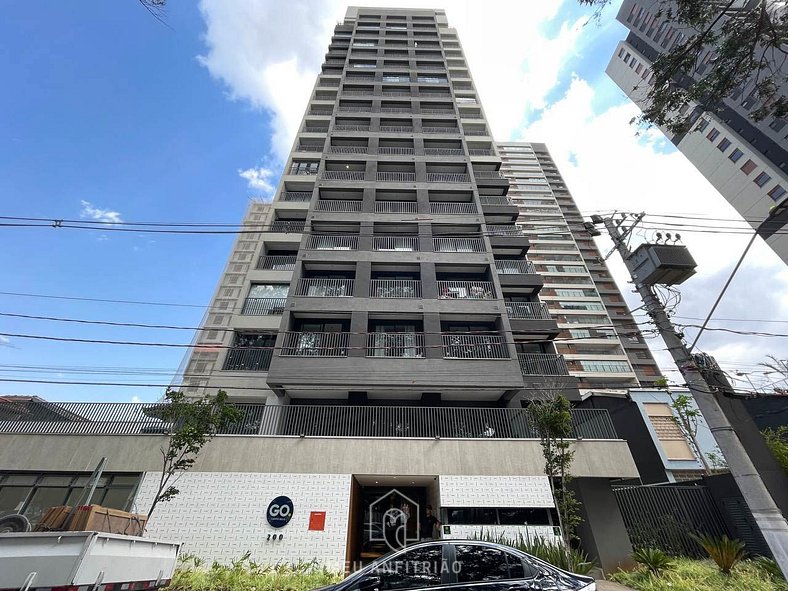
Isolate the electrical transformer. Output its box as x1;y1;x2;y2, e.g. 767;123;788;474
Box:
627;243;697;286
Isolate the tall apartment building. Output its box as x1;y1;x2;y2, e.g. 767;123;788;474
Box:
607;0;788;264
0;7;639;573
498;142;662;396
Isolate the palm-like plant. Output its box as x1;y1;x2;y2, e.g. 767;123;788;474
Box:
632;548;674;576
691;533;746;574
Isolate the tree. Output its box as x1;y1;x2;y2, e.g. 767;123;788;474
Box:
527;393;582;545
579;0;788;134
146;389;243;521
759;355;788;395
762;425;788;476
669;391;714;474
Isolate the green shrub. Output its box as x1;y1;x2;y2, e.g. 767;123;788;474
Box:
632;548;674;576
611;557;788;591
752;556;785;581
691;533;746;574
167;554;343;591
470;530;595;575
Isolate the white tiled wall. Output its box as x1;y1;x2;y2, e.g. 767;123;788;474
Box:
134;472;351;569
439;475;553;507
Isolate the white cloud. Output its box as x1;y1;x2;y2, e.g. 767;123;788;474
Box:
238;165;277;198
0;336;10;345
79;200;123;224
131;395;142;403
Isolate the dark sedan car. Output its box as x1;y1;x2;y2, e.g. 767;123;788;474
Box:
316;540;595;591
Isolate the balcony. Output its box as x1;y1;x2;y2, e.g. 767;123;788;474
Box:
505;302;551;319
373;236;419;251
327;146;368;154
379;125;414;133
437;280;495;300
376;171;417;182
369;279;422;298
487;225;529;257
442;334;508;359
280;191;312;203
518;353;570;376
322;170;365;181
424;148;463;156
315;200;363;212
433;237;485;253
334;124;370;132
295;278;354;297
241;297;287;316
270;220;306;233
429;202;477;215
257;255;297;270
494;260;542;293
223;348;273;372
426;172;470;183
378;146;415;155
305;235;359;250
367;333;425;358
480;196;519;223
422;126;459;134
280;331;350;357
375;201;418;214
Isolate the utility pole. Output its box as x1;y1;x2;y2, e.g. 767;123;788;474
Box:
596;213;788;576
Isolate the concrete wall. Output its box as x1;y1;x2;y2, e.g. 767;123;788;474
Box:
0;434;639;479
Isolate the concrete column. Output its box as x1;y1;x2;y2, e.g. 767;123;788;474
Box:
259;393;290;435
354;262;372;298
423;312;443;360
569;478;635;574
348;310;368;358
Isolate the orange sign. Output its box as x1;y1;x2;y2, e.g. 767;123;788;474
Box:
308;511;326;531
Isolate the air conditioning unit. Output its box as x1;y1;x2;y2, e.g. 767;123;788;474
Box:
627;243;697;285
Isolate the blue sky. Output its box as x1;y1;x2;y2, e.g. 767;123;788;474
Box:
1;1;785;401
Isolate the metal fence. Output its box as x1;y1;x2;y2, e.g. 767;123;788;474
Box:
518;353;569;376
279;331;350;357
369;279;421;298
442;334;508;359
375;201;417;214
433;237;485;253
429;202;477;215
0;402;617;440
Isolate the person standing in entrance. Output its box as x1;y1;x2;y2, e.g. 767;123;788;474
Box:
420;505;441;541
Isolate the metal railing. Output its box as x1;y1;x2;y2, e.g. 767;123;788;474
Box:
367;333;425;358
378;147;415;155
424;148;463;156
223;349;274;372
433;237;485;252
333;125;370;131
420;108;455;115
380;107;412;113
280;331;350;357
288;168;318;176
480;196;515;206
296;144;323;152
303;126;329;133
322;170;365;181
0;401;618;439
315;200;363;212
295;278;354;297
379;125;414;133
270;220;306;233
505;302;552;320
305;235;359;250
369;279;421;298
518;353;569;376
375;201;418;214
426;173;470;183
474;171;506;180
340;90;372;96
376;171;416;182
429;202;477;215
437;280;495;300
257;255;297;270
337;105;371;112
494;259;536;274
469;149;496;156
381;91;412;97
280;191;312;202
464;129;489;136
327;146;368;154
422;127;459;134
373;236;419;251
241;297;287;315
487;225;525;236
442;334;508;359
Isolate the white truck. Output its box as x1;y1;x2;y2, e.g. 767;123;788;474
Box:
0;531;181;591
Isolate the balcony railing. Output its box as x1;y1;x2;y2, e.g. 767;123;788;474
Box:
375;201;418;214
464;129;489;136
518;353;570;376
327;146;368;154
426;172;470;183
429;202;477;215
505;302;552;320
315;200;363;212
379;125;414;133
295;278;354;297
380;107;412;113
367;333;425;358
494;259;536;274
376;171;416;182
322;170;365;181
373;236;419;251
433;237;485;252
270;220;306;233
333;124;370;131
437;280;495;300
442;334;508;359
0;401;617;439
306;235;359;250
257;255;297;270
474;171;506;180
241;298;287;315
480;196;515;206
280;191;312;203
469;149;497;156
422;127;459;134
424;148;463;156
280;331;350;357
421;108;455;115
337;106;371;112
381;90;411;97
296;144;323;152
378;147;415;155
369;279;421;298
487;225;524;236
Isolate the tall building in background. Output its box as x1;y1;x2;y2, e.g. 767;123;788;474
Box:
498;142;663;396
606;0;788;264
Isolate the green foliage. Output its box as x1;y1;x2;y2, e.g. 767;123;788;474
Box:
527;394;582;544
691;533;746;574
632;548;674;576
762;426;788;477
669;392;712;474
147;389;244;519
470;530;595;575
752;556;785;582
611;557;788;591
167;554;343;591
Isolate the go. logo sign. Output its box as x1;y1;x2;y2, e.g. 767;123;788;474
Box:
267;496;294;528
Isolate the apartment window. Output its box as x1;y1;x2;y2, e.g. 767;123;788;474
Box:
579;360;631;373
643;403;695;461
290;161;319;175
769;118;786;132
716;138;731;152
706;128;719;141
754;172;772;187
728;148;744;163
768;185;786;201
618;47;625;58
740;159;757;175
